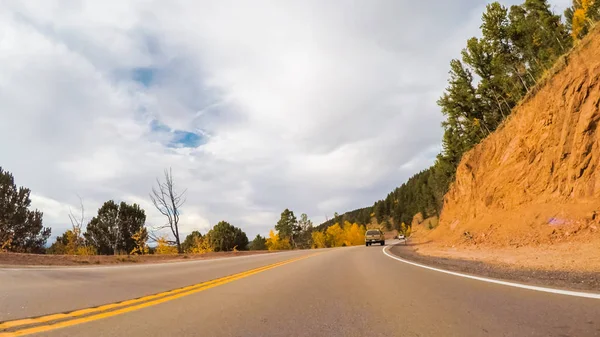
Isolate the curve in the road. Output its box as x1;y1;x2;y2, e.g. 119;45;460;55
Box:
382;244;600;300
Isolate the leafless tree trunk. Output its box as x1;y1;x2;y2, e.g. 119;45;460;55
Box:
150;168;186;253
68;195;85;241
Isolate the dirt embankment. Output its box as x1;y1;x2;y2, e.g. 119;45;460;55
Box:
0;250;274;267
415;27;600;273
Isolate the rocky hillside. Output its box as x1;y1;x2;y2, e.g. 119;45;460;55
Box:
430;28;600;248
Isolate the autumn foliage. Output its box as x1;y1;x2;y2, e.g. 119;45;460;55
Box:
155;235;178;255
265;230;292;251
311;231;327;249
184;232;214;254
567;0;599;39
47;229;96;255
312;221;366;248
130;227;149;255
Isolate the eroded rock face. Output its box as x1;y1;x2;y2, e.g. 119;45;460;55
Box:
436;30;600;247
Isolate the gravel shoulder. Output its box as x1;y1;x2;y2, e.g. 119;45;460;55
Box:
388;242;600;292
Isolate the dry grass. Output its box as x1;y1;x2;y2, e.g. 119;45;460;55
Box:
0;250;275;267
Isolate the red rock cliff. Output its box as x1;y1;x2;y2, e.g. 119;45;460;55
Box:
434;29;600;247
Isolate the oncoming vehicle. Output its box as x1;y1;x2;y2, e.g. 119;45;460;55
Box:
365;229;385;246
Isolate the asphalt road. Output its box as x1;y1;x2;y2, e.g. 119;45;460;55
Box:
1;242;599;337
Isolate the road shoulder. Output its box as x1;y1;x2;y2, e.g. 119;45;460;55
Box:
387;243;600;292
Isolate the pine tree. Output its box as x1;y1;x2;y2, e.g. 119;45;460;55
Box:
276;209;299;247
511;0;571;77
84;200;146;255
182;231;203;253
249;234;267;250
0;168;51;253
84;201;120;255
438;59;486;154
117;202;146;254
207;221;249;252
296;213;314;249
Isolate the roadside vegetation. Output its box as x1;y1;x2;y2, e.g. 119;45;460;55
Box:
0;167;51;253
0;165;254;256
0;166;378;258
260;209;376;250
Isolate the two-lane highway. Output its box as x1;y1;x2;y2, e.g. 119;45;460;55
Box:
1;243;599;336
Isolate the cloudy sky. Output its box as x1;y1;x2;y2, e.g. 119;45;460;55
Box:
0;0;569;240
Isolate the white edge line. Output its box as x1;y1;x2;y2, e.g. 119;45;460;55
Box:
382;244;600;300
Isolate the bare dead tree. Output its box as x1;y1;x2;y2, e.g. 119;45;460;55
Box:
68;195;85;238
147;227;168;245
150;168;187;253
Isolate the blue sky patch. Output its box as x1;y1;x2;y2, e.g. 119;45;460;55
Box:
149;119;205;148
170;130;205;148
150;119;170;133
132;67;156;87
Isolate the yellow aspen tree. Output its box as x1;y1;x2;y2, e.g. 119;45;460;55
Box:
343;222;363;246
1;236;12;252
349;223;366;246
342;221;352;246
64;230;79;255
130;227;149;255
572;8;587;39
572;0;596;39
189;235;213;254
76;245;97;256
325;223;345;247
311;231;327;248
265;230;279;250
266;230;291;250
156;235;178;254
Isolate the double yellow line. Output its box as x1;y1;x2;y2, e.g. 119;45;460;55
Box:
0;253;318;336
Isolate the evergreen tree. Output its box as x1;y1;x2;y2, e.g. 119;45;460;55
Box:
207;221;248;252
296;213;314;249
117;202;146;254
438;59;486;154
275;209;299;247
84;201;119;255
182;231;203;253
84;200;146;255
374;201;386;223
249;234;267;250
0;167;50;253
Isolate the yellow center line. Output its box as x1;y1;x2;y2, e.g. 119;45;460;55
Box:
1;260;284;330
0;253;319;337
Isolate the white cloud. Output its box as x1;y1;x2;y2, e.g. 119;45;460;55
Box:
0;0;569;240
29;194;74;227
